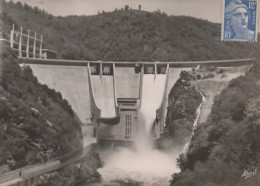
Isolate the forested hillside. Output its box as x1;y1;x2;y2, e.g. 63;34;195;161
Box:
171;64;260;186
1;0;260;62
0;43;82;172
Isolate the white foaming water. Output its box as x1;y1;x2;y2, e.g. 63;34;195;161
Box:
140;74;167;136
98;147;180;186
82;125;96;147
134;74;168;152
182;91;206;154
193;91;206;132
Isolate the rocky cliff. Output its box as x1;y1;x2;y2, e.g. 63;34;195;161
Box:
158;70;202;151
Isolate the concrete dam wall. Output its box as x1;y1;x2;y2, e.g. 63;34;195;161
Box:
28;62;171;143
28;63;142;143
26;59;254;143
29;64;92;124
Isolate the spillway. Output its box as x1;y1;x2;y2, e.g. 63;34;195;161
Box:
90;75;116;118
139;74;167;142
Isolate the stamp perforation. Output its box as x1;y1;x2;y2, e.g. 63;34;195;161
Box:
222;0;258;42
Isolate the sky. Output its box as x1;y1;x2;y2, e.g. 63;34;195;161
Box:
11;0;224;23
9;0;260;29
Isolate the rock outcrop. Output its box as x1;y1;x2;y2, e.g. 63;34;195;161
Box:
158;70;202;150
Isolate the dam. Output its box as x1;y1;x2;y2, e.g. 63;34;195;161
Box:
7;26;255;144
19;58;254;145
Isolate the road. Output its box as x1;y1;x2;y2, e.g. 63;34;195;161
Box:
0;145;93;186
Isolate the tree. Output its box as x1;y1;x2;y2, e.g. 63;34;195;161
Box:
33;6;39;13
23;3;30;10
16;1;22;8
7;0;14;6
245;96;260;125
124;5;129;11
177;153;186;171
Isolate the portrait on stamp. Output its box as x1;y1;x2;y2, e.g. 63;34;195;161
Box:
222;0;258;41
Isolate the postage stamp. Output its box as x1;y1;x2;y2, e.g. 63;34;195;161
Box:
222;0;258;42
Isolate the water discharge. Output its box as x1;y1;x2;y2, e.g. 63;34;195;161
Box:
97;148;180;186
82;125;96;147
182;91;206;154
193;91;206;132
93;71;184;186
135;74;167;151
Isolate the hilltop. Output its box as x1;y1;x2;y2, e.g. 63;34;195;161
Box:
2;0;260;62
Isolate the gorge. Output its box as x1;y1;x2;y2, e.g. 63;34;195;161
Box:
1;1;260;186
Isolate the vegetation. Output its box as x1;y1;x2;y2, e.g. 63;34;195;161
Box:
171;58;260;185
36;145;102;186
0;44;82;171
159;71;202;150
